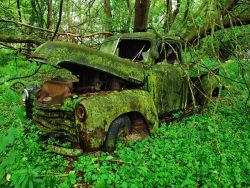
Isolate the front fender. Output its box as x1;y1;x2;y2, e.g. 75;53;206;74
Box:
76;89;158;150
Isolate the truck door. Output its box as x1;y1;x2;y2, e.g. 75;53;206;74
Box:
146;41;189;117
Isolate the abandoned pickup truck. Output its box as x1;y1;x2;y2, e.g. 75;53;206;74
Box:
23;32;220;153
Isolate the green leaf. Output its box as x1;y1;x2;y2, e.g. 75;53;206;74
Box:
121;181;128;188
29;179;34;188
208;126;214;133
105;155;114;161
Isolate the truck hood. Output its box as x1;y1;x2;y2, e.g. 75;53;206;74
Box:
30;41;145;84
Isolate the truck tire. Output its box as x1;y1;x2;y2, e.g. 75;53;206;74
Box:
102;115;132;152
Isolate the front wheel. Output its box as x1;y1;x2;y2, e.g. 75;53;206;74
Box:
102;115;132;152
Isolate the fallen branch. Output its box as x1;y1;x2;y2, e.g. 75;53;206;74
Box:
182;0;250;43
66;31;113;38
0;42;17;50
0;34;43;45
0;42;35;52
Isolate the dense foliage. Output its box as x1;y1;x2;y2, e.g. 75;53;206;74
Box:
0;50;249;187
1;0;249;47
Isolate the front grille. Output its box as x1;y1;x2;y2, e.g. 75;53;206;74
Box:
32;107;77;141
35;108;74;120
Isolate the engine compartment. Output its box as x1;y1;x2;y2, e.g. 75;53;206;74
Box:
37;67;141;106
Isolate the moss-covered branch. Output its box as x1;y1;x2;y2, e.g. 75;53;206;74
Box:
0;34;44;45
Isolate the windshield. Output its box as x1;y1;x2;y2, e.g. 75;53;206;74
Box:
100;38;151;62
100;38;118;54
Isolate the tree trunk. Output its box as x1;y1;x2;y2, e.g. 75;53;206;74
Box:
16;0;22;22
133;0;150;32
35;0;44;28
46;0;52;30
163;0;172;32
124;0;132;32
104;0;112;31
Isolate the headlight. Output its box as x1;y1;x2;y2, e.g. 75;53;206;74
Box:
75;104;86;121
22;87;37;103
22;89;29;102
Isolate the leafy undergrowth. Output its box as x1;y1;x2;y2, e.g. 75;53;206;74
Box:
0;51;249;187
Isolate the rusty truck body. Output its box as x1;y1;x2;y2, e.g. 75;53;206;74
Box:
23;32;220;153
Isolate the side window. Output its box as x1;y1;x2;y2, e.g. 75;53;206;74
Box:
156;42;181;64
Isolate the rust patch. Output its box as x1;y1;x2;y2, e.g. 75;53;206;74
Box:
37;79;72;106
131;118;149;140
94;128;105;139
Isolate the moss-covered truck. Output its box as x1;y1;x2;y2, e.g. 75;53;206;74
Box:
23;32;220;153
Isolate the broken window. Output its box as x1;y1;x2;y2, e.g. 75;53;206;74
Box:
116;39;151;62
156;41;182;64
100;38;152;62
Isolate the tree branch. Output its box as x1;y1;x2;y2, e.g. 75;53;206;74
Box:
0;19;113;39
0;18;53;33
187;15;250;43
0;34;43;45
182;0;248;43
0;42;35;57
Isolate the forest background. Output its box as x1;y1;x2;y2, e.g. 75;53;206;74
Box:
0;0;249;187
